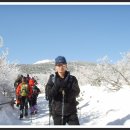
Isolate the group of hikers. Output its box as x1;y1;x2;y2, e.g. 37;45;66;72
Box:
14;56;80;125
14;74;41;119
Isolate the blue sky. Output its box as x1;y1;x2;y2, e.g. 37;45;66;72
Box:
0;5;130;64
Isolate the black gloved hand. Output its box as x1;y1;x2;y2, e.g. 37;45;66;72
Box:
59;86;64;93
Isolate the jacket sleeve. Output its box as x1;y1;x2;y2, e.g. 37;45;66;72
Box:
46;75;60;99
16;84;21;96
71;76;80;98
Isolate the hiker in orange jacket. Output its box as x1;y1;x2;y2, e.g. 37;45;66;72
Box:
16;76;30;119
14;74;23;107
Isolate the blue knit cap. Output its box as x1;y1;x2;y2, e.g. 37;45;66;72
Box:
55;56;67;65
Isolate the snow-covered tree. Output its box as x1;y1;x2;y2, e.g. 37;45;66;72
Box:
96;56;123;90
0;36;21;98
86;53;130;90
116;52;130;85
0;49;20;99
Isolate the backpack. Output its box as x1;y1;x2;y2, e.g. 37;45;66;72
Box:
32;86;40;95
20;83;28;97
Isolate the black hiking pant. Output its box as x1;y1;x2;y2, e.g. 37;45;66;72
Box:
19;96;28;117
28;94;38;107
52;113;80;125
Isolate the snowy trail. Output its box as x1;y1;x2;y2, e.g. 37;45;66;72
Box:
1;85;130;127
27;94;53;126
0;93;52;126
14;94;52;126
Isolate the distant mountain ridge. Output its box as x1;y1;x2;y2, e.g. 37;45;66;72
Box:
17;61;96;74
16;61;96;87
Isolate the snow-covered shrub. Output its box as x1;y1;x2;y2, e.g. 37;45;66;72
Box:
0;49;20;99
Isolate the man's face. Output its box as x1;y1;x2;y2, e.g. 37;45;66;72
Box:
55;63;67;73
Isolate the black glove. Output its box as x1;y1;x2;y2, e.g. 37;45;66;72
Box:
64;86;70;94
59;86;64;93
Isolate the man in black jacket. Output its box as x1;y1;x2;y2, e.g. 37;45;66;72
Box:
45;56;80;125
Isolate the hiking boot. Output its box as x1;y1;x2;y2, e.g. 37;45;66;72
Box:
25;113;28;117
34;110;37;114
24;109;28;116
19;114;23;119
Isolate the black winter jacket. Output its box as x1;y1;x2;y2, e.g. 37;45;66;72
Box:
46;71;80;116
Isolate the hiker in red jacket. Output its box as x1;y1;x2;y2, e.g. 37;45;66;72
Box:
28;77;39;114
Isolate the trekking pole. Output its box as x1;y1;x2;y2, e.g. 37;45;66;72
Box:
30;98;32;123
48;100;51;125
77;107;81;119
61;90;65;125
49;103;51;125
18;97;21;119
18;105;21;119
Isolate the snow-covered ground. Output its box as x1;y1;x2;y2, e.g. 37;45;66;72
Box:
1;85;130;128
